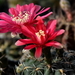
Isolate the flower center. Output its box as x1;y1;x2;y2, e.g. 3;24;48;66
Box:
35;30;45;37
12;11;30;24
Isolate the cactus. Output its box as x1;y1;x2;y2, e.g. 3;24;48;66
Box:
16;56;65;75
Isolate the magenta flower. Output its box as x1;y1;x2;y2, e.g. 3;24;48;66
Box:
15;17;65;58
0;3;52;35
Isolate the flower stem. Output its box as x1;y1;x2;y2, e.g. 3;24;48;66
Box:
43;47;52;65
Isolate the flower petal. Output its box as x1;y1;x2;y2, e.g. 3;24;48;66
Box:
0;13;12;24
34;5;41;13
48;29;65;40
56;29;65;36
0;20;8;27
45;41;63;48
28;3;34;11
16;4;21;11
9;8;18;16
46;20;57;34
36;7;50;15
21;25;34;38
15;39;34;46
36;7;53;19
0;28;9;33
35;47;42;58
15;40;26;46
36;16;46;31
24;44;36;49
41;12;53;19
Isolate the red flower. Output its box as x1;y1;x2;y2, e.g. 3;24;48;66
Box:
15;17;65;58
0;3;52;35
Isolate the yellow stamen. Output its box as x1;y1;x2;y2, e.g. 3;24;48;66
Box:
12;11;30;24
35;30;45;37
